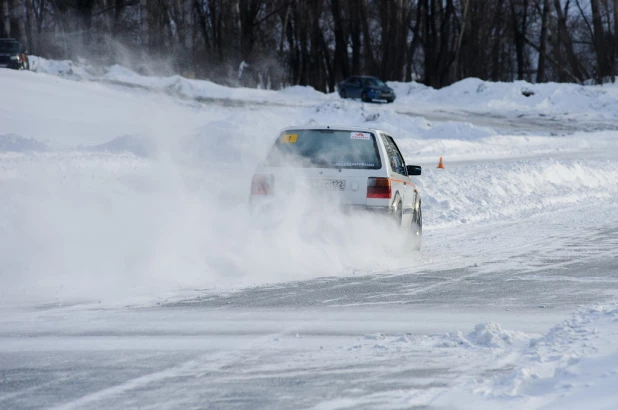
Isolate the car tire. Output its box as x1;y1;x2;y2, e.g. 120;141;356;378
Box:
386;99;394;103
340;89;347;99
361;91;371;102
392;198;403;227
412;202;422;250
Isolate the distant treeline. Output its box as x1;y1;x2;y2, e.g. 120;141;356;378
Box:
2;0;618;90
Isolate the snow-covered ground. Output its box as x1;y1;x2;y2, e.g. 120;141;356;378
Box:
2;61;618;409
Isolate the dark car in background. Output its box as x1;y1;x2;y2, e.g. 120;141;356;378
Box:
338;76;396;103
0;39;29;70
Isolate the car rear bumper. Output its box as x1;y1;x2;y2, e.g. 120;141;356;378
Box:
342;204;392;214
0;62;19;69
367;91;396;100
250;197;393;216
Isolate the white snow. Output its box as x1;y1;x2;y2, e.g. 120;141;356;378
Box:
3;60;618;409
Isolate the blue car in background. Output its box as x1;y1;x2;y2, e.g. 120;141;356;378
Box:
337;76;396;103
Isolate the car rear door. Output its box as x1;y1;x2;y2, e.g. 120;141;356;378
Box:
381;134;415;214
349;77;362;98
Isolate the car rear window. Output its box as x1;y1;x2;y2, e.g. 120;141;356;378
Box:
0;42;20;53
263;129;382;169
362;78;386;87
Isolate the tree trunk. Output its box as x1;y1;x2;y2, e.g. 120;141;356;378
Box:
330;0;349;82
537;0;550;82
590;0;606;83
348;0;361;75
614;0;618;80
141;0;149;50
358;0;377;75
406;0;423;81
553;0;586;81
450;0;470;83
1;0;10;38
184;0;194;76
510;0;528;81
25;0;34;53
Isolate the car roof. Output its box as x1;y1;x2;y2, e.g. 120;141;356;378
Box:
279;125;386;134
0;38;19;43
347;75;380;80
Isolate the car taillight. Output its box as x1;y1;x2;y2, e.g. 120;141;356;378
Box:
250;174;274;196
367;177;391;198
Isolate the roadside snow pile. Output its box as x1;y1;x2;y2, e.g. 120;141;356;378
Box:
86;134;157;157
102;65;329;104
0;134;48;152
29;56;97;80
31;56;618;123
433;305;618;409
449;323;528;349
310;100;493;140
419;158;618;228
349;306;618;409
393;77;618;120
31;56;331;105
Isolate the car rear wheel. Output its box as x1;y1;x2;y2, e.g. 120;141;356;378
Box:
340;89;347;99
392;199;403;227
361;91;371;102
411;203;422;250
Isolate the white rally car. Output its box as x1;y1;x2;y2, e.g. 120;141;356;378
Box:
250;126;422;248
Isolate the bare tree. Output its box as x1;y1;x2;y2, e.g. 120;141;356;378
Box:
537;0;550;82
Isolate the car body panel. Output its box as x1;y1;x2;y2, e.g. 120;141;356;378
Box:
0;39;28;70
250;126;420;229
338;76;396;102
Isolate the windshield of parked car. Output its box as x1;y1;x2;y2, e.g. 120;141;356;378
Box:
362;78;386;87
0;42;20;53
263;129;382;169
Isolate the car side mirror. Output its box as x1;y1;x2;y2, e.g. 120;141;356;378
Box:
407;165;421;176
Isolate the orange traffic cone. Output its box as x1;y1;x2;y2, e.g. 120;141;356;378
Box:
437;157;445;169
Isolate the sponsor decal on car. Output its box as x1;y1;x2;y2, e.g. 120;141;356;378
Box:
281;133;298;143
350;132;371;140
335;162;376;167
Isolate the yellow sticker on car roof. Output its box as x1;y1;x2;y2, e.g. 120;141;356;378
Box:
281;133;298;143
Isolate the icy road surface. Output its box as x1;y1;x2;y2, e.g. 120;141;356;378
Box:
2;202;618;409
2;63;618;409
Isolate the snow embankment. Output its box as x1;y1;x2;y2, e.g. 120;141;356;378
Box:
390;77;618;121
433;305;618;410
314;305;618;409
29;56;329;105
4;65;618;302
30;56;618;124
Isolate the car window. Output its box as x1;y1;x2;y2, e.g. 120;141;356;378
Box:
381;135;407;175
263;129;382;170
353;78;361;87
0;42;20;53
362;78;386;87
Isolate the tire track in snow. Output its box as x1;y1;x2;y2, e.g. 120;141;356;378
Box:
50;325;301;410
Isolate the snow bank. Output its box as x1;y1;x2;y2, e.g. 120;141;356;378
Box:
393;77;618;120
433;305;618;409
29;56;97;80
419;158;618;228
345;305;618;409
0;134;48;152
31;57;332;105
31;56;618;124
3;62;618;304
